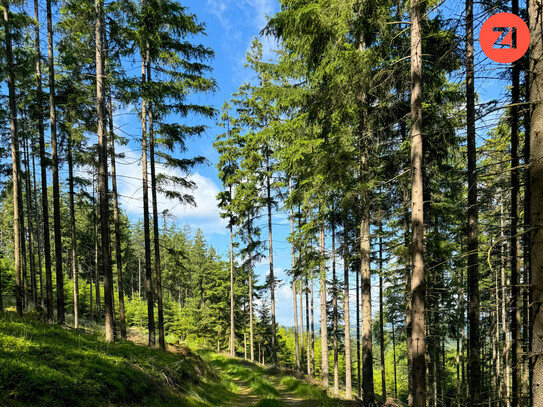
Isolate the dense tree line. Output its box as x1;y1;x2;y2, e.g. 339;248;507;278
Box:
1;0;543;406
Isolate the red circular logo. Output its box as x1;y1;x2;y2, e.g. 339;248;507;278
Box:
480;13;530;63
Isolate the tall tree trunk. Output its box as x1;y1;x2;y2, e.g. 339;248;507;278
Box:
249;254;254;363
511;0;522;402
266;148;277;365
34;0;53;322
94;179;101;320
300;279;304;371
529;0;543;402
310;269;315;378
290;179;300;370
95;0;114;342
379;222;387;401
108;39;127;340
392;320;398;399
31;146;44;306
67;116;79;328
332;218;339;394
319;222;329;388
47;0;64;325
344;222;352;399
466;0;481;400
23;133;37;306
306;276;311;377
410;0;426;401
501;200;511;407
147;61;165;351
356;258;362;397
360;189;374;404
3;0;23;317
229;189;235;356
524;60;533;406
141;55;155;347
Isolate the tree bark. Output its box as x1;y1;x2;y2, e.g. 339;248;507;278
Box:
229;190;235;356
108;37;127;340
290;179;300;371
141;55;155;347
410;0;426;402
67;114;79;328
319;222;329;388
23;133;37;306
356;258;361;397
379;223;386;401
46;0;64;325
529;0;543;402
147;61;165;351
344;222;352;399
95;0;114;342
466;0;481;401
266;148;277;365
3;0;23;317
332;218;339;394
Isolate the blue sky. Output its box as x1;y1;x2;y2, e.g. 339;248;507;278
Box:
110;0;304;326
109;0;514;328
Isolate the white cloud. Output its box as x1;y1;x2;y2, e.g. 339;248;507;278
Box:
78;142;228;234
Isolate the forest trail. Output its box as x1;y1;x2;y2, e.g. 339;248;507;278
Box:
199;350;358;406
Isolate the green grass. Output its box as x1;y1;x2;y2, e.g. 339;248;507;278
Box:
0;312;237;406
0;312;352;406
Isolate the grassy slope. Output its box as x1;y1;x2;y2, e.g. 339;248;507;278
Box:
0;313;351;407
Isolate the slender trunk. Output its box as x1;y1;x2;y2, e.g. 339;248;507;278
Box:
108;40;127;340
290;180;300;370
34;0;53;321
466;0;481;400
410;0;426;401
138;258;141;298
31;146;44;306
141;55;155;347
3;0;23;317
510;0;522;403
356;259;362;397
332;218;338;394
379;223;386;401
96;0;114;342
524;48;533;406
300;279;305;371
361;195;374;404
90;264;93;319
229;200;235;356
47;0;64;324
319;222;329;388
310;270;315;378
393;320;398;399
344;222;352;399
23;134;37;306
147;61;165;350
249;262;254;362
266;148;277;365
529;0;543;402
306;276;311;377
94;180;101;320
67;116;79;328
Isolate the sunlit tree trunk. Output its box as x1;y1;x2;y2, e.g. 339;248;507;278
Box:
47;0;64;324
344;221;352;399
141;55;155;347
529;0;543;402
410;0;426;401
107;36;127;340
147;61;165;351
96;0;114;342
3;0;23;317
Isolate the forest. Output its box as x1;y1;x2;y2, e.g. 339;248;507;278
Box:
0;0;542;406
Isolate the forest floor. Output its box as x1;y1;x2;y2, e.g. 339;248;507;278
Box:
0;310;359;406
